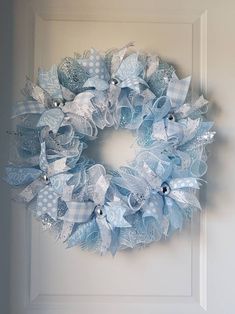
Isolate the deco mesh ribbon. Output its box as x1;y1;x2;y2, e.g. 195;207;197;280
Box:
5;44;215;255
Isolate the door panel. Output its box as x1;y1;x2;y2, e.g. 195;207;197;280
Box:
10;1;235;314
33;12;196;297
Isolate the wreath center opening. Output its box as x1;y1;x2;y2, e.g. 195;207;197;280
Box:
85;128;138;169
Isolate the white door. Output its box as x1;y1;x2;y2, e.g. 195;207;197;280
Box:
10;0;235;313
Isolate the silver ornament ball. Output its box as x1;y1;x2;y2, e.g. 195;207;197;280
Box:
167;113;175;122
53;99;65;108
95;205;103;216
160;182;170;195
42;173;49;182
111;78;119;85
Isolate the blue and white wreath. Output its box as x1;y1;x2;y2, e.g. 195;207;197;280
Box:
5;43;215;255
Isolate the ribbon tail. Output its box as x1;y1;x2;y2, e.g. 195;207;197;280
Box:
60;201;94;223
19;178;45;202
111;42;134;73
83;77;109;91
169;190;201;209
96;216;112;255
120;77;147;92
38;65;63;99
87;165;110;205
36;185;59;219
47;157;70;176
59;221;74;242
167;75;191;108
22;78;52;106
12;101;45;118
4;166;42;186
108;84;121;109
39;142;49;172
169;177;200;190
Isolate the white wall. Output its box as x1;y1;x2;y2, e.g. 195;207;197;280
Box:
0;0;13;313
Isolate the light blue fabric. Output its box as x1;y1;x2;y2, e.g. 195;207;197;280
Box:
6;45;215;255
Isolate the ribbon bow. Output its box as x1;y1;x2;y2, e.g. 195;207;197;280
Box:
114;152;171;220
12;66;75;134
60;164;109;223
114;150;201;235
5;142;70;207
60;164;115;253
79;45;155;130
